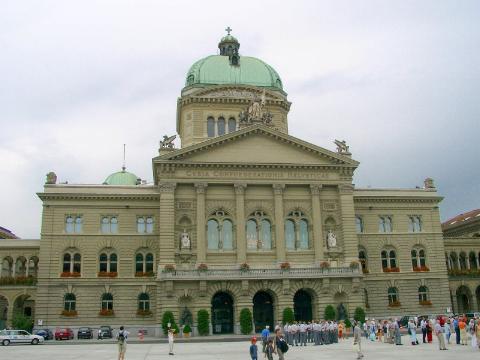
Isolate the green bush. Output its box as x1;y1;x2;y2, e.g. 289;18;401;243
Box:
240;308;253;335
324;305;336;321
282;307;294;324
353;307;366;324
12;313;33;332
345;318;352;328
183;324;192;333
197;309;210;336
161;311;177;335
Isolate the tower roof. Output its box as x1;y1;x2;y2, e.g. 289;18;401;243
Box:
103;169;139;186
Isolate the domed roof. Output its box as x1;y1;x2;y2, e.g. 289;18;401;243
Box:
104;168;139;186
185;55;283;90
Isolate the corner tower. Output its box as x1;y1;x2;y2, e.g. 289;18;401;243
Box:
177;29;291;148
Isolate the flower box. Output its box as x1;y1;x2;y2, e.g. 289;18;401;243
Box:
388;301;401;308
0;275;37;286
135;271;154;277
320;261;331;269
383;267;400;273
61;310;78;317
163;264;176;273
240;262;250;271
419;300;432;306
98;271;118;278
61;272;81;278
413;266;430;272
136;309;152;316
280;262;291;270
99;309;114;316
197;263;208;271
362;269;370;274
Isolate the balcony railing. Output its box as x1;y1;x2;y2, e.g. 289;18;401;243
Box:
158;267;360;281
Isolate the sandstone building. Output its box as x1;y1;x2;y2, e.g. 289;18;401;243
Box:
1;31;474;335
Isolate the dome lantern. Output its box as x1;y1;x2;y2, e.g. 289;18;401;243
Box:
218;26;240;65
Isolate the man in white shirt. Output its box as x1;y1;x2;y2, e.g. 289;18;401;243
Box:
299;322;307;346
420;318;427;343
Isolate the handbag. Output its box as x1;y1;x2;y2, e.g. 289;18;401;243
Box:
353;342;360;352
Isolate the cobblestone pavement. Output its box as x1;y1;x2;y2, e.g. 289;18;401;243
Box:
1;335;478;359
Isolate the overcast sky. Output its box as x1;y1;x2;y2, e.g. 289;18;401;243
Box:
1;0;479;238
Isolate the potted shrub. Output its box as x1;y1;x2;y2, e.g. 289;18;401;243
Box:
353;307;366;324
324;305;336;320
183;324;192;337
161;311;177;335
282;307;294;324
240;308;253;335
197;309;210;336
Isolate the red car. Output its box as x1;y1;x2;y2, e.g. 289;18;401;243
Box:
55;328;74;340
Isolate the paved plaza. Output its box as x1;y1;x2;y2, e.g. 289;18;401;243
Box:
1;336;478;360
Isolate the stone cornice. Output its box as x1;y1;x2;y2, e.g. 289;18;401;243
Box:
37;193;160;202
353;196;442;204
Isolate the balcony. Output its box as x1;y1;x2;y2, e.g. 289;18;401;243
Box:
158;267;361;281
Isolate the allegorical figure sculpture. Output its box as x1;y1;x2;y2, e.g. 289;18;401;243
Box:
334;139;350;154
327;230;337;248
180;229;191;250
45;172;57;185
160;134;176;149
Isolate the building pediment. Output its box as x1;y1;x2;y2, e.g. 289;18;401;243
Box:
187;85;286;101
153;125;358;183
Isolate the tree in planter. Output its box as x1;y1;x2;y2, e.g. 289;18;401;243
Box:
12;313;33;332
197;309;210;336
161;311;177;335
324;305;336;321
353;307;366;324
282;307;294;324
183;324;192;336
240;308;253;335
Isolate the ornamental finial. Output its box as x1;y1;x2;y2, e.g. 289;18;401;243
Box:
225;26;232;36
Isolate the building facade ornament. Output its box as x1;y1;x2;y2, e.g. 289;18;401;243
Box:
159;182;177;193
45;171;57;185
194;183;208;194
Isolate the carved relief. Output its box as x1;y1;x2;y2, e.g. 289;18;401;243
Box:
205;201;235;217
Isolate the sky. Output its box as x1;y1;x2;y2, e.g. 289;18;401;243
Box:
1;0;479;238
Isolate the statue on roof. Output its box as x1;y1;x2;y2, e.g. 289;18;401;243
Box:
45;172;57;185
334;139;350;154
160;135;176;150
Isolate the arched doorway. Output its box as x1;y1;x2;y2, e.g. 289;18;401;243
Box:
0;295;8;329
294;290;312;322
211;292;234;334
456;286;472;313
253;291;274;333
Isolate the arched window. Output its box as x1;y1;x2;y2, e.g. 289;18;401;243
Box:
101;293;113;310
246;211;272;250
411;250;418;268
1;257;13;277
110;217;118;233
469;252;477;270
73;253;81;273
75;216;83;233
285;210;309;250
146;217;154;233
459;252;467;270
359;249;368;272
355;216;364;233
207;210;234;250
137;217;145;233
28;257;38;277
412;248;427;269
217;117;225;136
138;293;150;311
418;286;429;302
450;252;458;270
381;249;398;271
61;252;81;275
207;117;215;137
135;252;154;275
228;117;236;133
15;257;26;276
65;216;74;233
64;293;76;311
63;254;72;273
379;216;393;233
101;216;118;234
387;287;399;304
98;251;117;274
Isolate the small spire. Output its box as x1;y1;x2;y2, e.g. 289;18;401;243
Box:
122;144;126;171
225;26;232;36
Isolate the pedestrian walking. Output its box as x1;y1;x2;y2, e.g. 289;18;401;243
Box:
261;325;270;357
265;339;274;360
353;321;364;359
168;327;175;355
459;317;467;345
394;319;402;345
453;316;460;344
434;321;447;350
421;318;427;343
274;328;288;360
408;319;418;345
117;325;128;360
249;336;258;360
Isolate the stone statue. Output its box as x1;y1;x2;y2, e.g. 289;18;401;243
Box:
327;230;337;248
247;96;262;120
337;303;347;320
180;229;190;250
160;135;176;149
334;139;350;154
45;172;57;185
239;89;274;127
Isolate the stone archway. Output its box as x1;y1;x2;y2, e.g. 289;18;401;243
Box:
456;286;472;314
0;295;8;329
211;292;234;334
294;289;312;322
13;294;35;319
253;291;274;333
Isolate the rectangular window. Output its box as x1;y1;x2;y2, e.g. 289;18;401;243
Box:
355;216;364;233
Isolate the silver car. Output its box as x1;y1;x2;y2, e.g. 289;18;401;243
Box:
0;329;44;345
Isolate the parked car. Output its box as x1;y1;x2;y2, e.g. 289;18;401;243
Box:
0;329;45;346
97;326;113;339
34;329;53;340
77;327;93;339
54;328;74;340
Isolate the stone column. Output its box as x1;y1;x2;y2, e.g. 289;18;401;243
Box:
310;184;324;263
159;183;176;265
195;183;208;263
234;183;247;263
273;184;285;262
338;184;357;262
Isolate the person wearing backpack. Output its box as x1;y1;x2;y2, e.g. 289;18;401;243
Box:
117;326;128;360
274;328;288;360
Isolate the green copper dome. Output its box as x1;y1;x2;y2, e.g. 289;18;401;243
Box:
104;168;139;186
185;31;283;90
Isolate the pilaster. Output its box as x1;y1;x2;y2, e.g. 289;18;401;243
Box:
273;184;285;262
195;183;208;263
310;184;324;263
234;183;247;263
338;184;357;262
159;182;176;264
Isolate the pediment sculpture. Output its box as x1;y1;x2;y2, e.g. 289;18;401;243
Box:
239;89;274;127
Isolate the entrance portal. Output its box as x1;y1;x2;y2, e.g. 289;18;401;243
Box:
294;289;312;322
211;292;234;334
456;286;472;313
253;291;274;333
0;295;8;330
